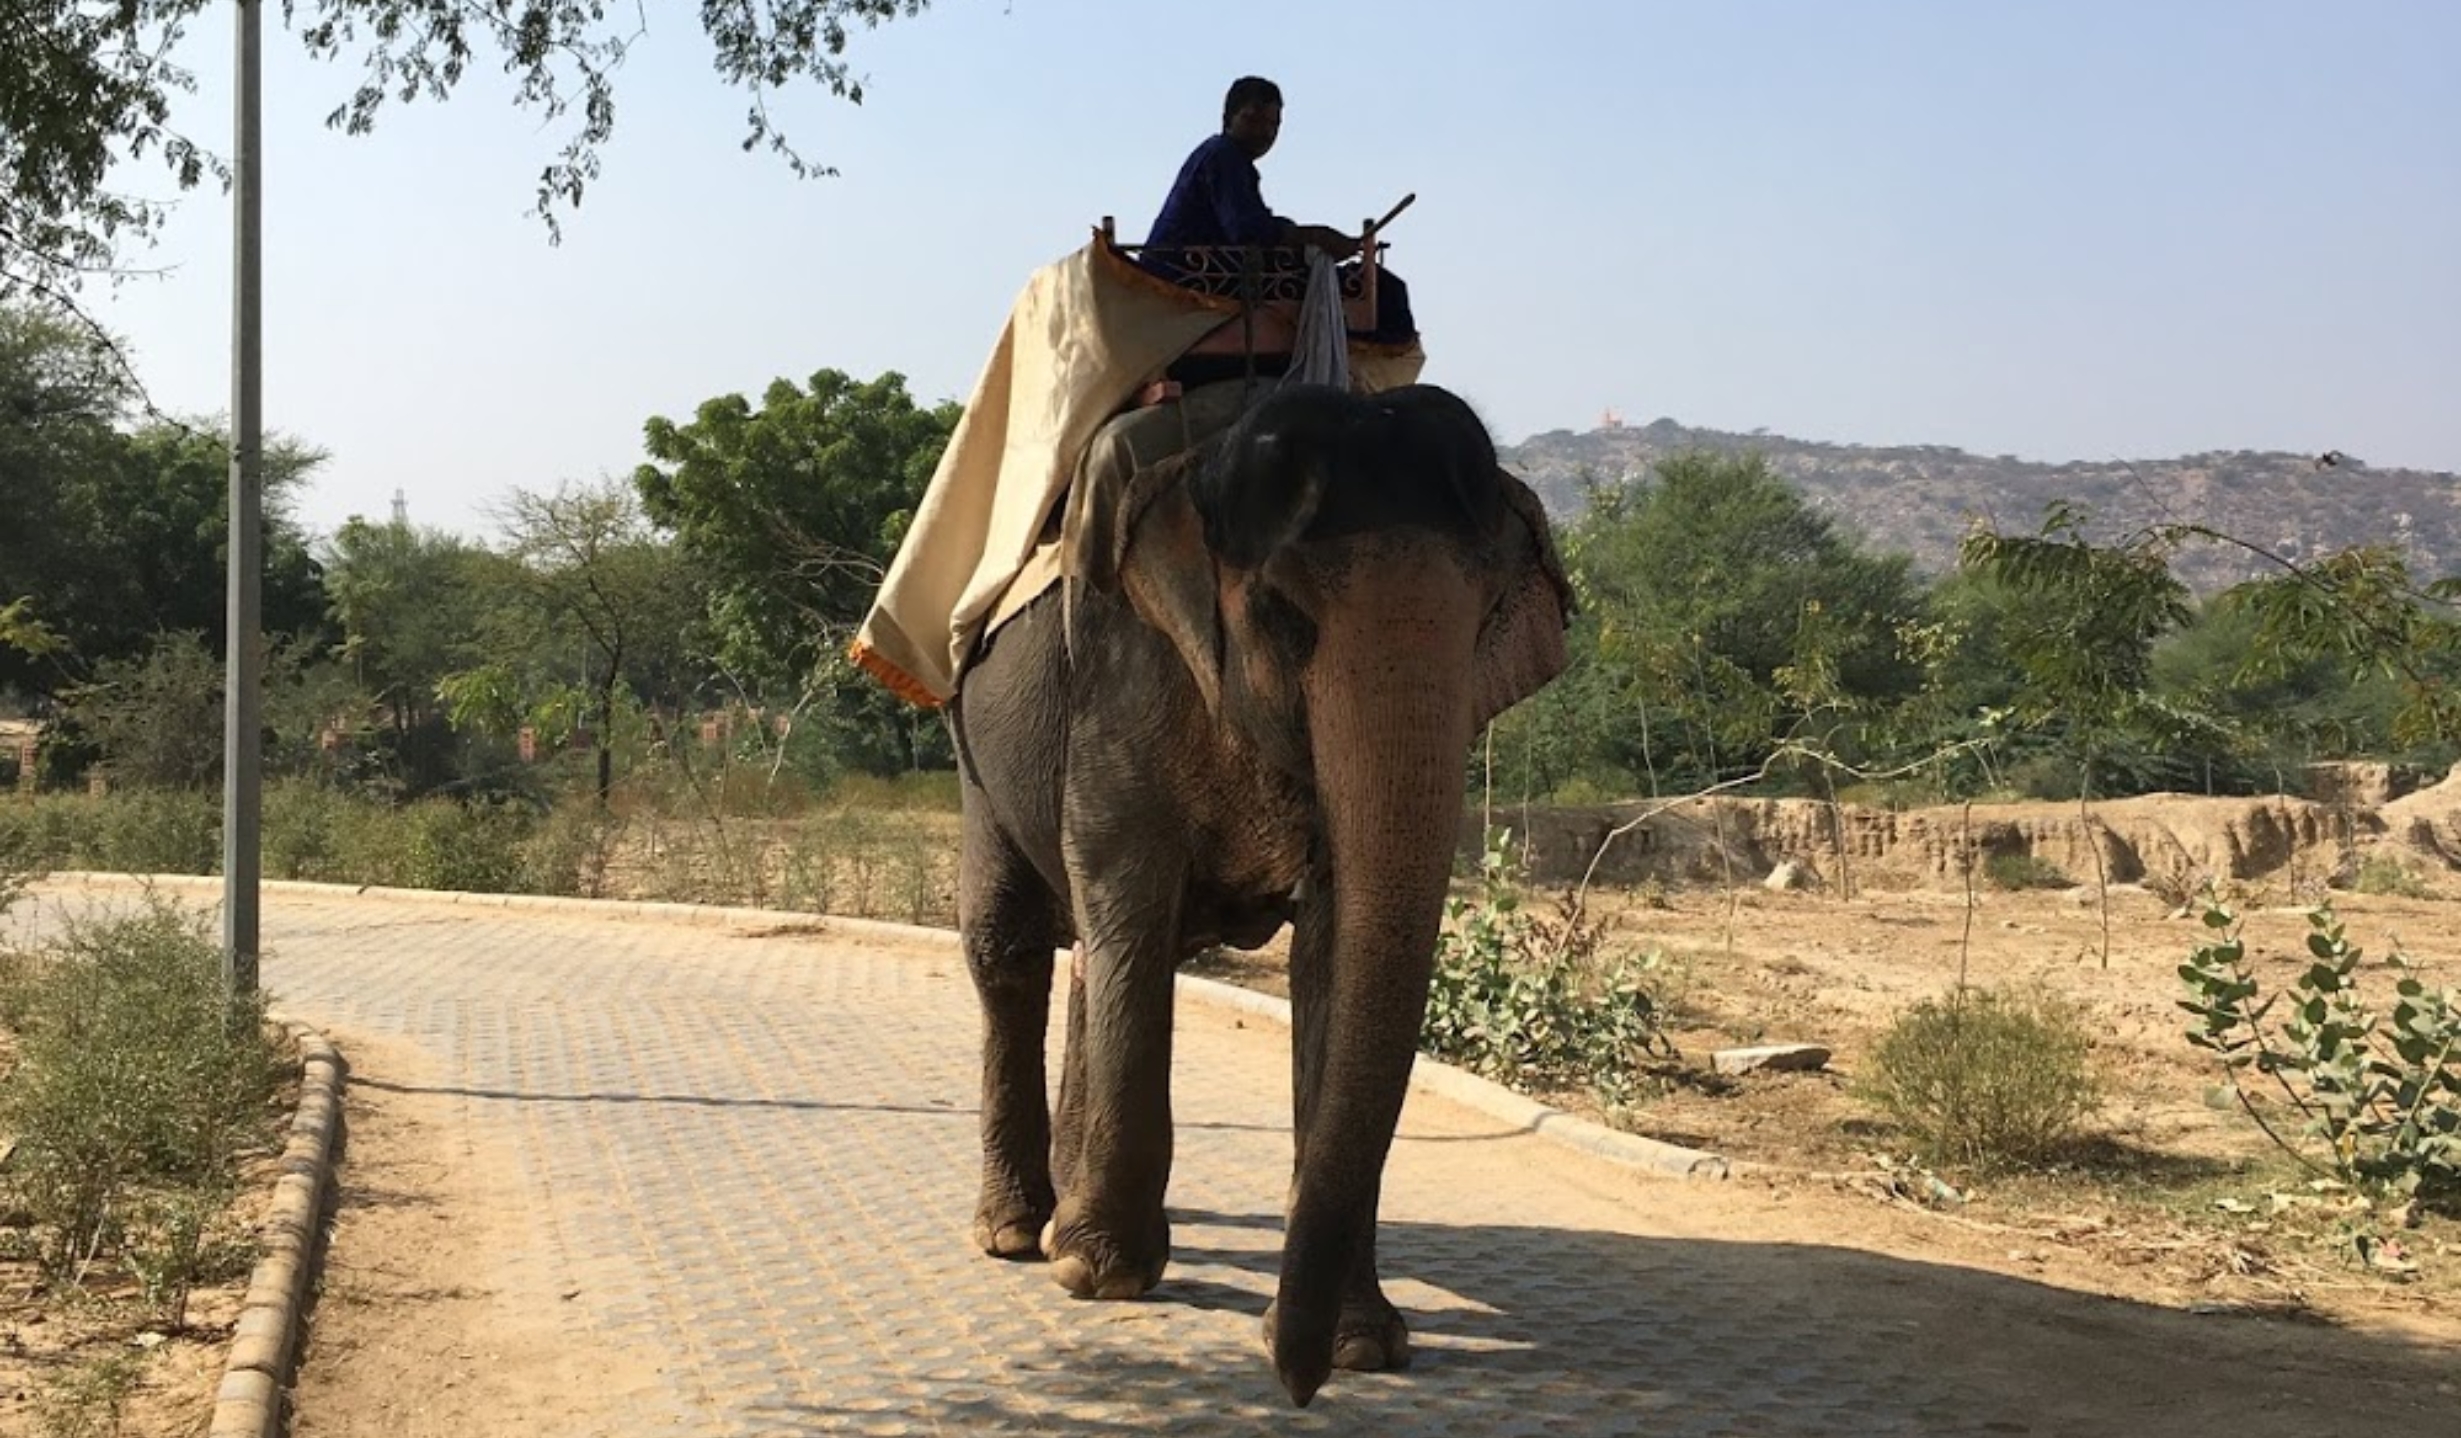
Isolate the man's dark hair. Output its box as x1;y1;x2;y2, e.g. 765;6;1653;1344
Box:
1223;76;1283;128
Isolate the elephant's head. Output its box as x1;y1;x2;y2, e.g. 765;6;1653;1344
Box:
1084;382;1572;768
1081;381;1572;1403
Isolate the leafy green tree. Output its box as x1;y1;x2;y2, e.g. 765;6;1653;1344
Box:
487;477;708;804
323;516;497;737
636;369;956;682
1;305;130;693
0;304;329;700
58;629;356;789
62;632;225;789
635;368;958;777
1546;453;1927;794
1958;502;2195;803
5;2;930;310
2142;597;2424;794
2214;543;2461;756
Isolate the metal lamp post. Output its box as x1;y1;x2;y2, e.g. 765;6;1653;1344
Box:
223;0;264;996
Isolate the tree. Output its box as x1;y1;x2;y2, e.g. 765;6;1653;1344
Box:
58;628;357;789
1957;502;2195;802
1549;453;1927;793
320;512;529;790
63;631;226;789
489;477;707;804
2215;543;2461;756
0;303;329;700
635;367;958;777
3;2;931;317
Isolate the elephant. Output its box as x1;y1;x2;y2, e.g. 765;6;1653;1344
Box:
948;379;1573;1406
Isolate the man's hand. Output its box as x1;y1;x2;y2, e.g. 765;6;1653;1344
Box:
1287;223;1360;261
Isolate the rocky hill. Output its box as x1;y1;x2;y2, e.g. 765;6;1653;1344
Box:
1499;418;2461;594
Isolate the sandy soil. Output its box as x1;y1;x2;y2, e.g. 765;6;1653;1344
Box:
0;1050;284;1438
1200;874;2461;1327
283;1032;669;1438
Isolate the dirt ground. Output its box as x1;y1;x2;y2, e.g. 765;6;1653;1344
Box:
1199;875;2461;1324
0;1048;290;1438
284;1032;670;1438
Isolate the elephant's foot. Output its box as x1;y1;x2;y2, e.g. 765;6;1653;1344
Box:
971;1178;1053;1261
1263;1293;1409;1407
1332;1291;1411;1373
1040;1203;1169;1300
971;1208;1049;1261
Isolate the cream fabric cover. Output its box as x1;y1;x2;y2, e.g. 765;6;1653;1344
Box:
849;237;1425;706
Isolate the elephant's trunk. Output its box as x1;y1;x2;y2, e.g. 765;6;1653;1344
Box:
1273;552;1480;1405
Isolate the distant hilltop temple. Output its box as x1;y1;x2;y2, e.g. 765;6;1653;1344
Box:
1599;407;1624;431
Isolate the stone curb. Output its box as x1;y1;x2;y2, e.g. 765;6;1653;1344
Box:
48;874;1732;1183
209;1017;345;1438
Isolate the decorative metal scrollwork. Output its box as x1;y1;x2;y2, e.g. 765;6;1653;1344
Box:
1121;244;1372;303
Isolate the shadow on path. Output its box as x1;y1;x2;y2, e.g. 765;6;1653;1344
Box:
744;1213;2456;1437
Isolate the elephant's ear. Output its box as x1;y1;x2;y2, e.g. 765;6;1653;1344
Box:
1090;453;1225;715
1471;469;1575;731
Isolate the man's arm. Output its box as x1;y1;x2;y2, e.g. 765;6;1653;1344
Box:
1206;142;1360;260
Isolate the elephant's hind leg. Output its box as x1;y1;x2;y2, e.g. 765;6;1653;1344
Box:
961;809;1064;1261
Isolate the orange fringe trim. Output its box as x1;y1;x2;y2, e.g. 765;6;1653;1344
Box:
847;639;948;711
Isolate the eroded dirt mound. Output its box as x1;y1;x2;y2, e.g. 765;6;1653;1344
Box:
1472;781;2461;894
2379;767;2461;870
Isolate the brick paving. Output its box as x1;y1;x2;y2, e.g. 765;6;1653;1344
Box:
9;884;2442;1436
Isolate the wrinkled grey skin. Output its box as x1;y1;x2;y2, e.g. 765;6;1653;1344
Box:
949;382;1571;1407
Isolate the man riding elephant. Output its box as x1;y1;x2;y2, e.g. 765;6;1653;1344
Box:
1142;76;1419;345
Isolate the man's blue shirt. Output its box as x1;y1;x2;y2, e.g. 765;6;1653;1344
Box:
1144;134;1287;251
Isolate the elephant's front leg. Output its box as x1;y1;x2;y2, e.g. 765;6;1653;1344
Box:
1278;881;1410;1372
1043;884;1183;1301
960;815;1063;1261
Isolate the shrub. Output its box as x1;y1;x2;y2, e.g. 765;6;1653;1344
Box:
0;898;287;1282
1422;828;1677;1111
125;1188;257;1328
33;1353;145;1438
2351;853;2431;900
86;787;220;875
391;798;534;893
0;807;40;914
261;780;361;881
2180;895;2459;1212
1983;851;2070;891
0;798;77;875
518;800;626;898
1860;985;2103;1168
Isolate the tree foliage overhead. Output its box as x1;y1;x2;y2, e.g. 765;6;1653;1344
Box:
3;1;932;304
0;2;220;307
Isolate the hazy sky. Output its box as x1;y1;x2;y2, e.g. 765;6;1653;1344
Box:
81;1;2461;541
